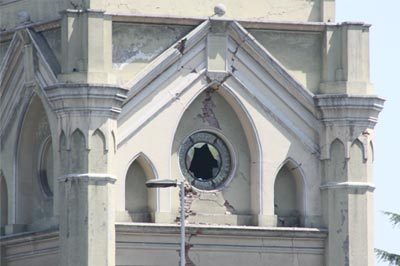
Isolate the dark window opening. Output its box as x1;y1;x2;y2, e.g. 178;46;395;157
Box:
188;143;219;180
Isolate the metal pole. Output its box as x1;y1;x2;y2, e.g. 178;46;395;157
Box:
179;181;185;266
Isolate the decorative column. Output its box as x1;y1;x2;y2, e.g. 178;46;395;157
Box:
316;95;384;266
59;8;114;84
321;23;372;95
47;84;127;266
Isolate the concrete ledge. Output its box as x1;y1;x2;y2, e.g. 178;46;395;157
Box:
0;13;372;42
57;173;117;183
1;224;327;265
116;222;328;239
0;228;58;243
116;223;327;265
320;181;375;191
0;229;59;264
315;94;385;127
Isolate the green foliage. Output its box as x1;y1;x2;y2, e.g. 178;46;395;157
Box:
375;249;400;266
382;211;400;227
375;211;400;265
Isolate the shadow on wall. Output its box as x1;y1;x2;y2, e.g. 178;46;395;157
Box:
274;159;305;227
125;154;157;222
1;174;8;234
16;94;54;229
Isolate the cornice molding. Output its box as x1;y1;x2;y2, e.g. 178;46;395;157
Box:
46;83;128;118
57;173;117;184
315;94;385;128
320;181;375;192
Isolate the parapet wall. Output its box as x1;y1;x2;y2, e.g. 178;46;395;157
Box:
0;0;335;31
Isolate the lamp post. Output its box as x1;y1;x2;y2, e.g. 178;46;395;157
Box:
146;179;185;266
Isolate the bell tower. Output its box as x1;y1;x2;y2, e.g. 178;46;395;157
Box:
0;1;383;266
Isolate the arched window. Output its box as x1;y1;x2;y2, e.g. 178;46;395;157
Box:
274;160;305;227
171;88;258;225
17;95;53;226
125;155;157;222
329;138;346;183
349;139;367;182
71;129;87;173
89;129;107;173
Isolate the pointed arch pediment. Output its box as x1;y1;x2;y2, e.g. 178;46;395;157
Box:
0;29;60;94
16;93;54;224
0;28;59;142
227;21;315;113
122;19;315;112
274;157;306;227
124;152;158;221
119;19;320;154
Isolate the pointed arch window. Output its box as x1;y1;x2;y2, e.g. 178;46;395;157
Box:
274;160;305;227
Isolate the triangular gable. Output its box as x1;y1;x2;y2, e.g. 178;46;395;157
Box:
0;28;60;140
227;21;315;115
119;19;321;154
123;20;211;101
0;32;25;96
122;19;315;112
0;29;60;93
27;29;61;86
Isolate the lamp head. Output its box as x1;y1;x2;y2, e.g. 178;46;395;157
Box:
146;179;178;188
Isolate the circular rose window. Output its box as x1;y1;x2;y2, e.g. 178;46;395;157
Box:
179;131;232;190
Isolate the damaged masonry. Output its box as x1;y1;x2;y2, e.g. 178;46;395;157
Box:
0;1;384;266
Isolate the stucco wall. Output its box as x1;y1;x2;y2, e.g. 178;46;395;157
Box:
0;226;327;266
0;0;331;31
0;41;11;66
116;224;327;266
250;30;322;93
41;29;61;65
106;0;324;22
112;23;193;84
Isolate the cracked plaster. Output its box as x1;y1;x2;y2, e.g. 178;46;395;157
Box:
112;23;193;70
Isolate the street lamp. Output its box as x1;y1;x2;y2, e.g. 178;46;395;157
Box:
146;179;186;266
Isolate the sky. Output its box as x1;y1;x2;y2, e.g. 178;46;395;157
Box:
336;0;400;265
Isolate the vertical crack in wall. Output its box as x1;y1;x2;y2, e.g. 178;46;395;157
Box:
223;200;236;215
185;242;196;266
184;183;199;219
175;182;199;223
185;229;201;266
197;88;220;129
291;237;300;266
342;235;349;266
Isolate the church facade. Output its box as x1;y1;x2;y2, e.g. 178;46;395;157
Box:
0;1;384;265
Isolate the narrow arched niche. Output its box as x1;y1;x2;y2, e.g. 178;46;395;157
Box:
369;141;374;163
366;141;374;182
71;129;87;173
328;138;346;183
171;88;256;225
274;161;305;227
349;139;367;182
1;175;8;231
89;129;107;173
17;94;54;226
125;155;157;222
59;131;68;175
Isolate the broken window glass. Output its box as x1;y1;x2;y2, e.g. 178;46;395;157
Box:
179;131;231;190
